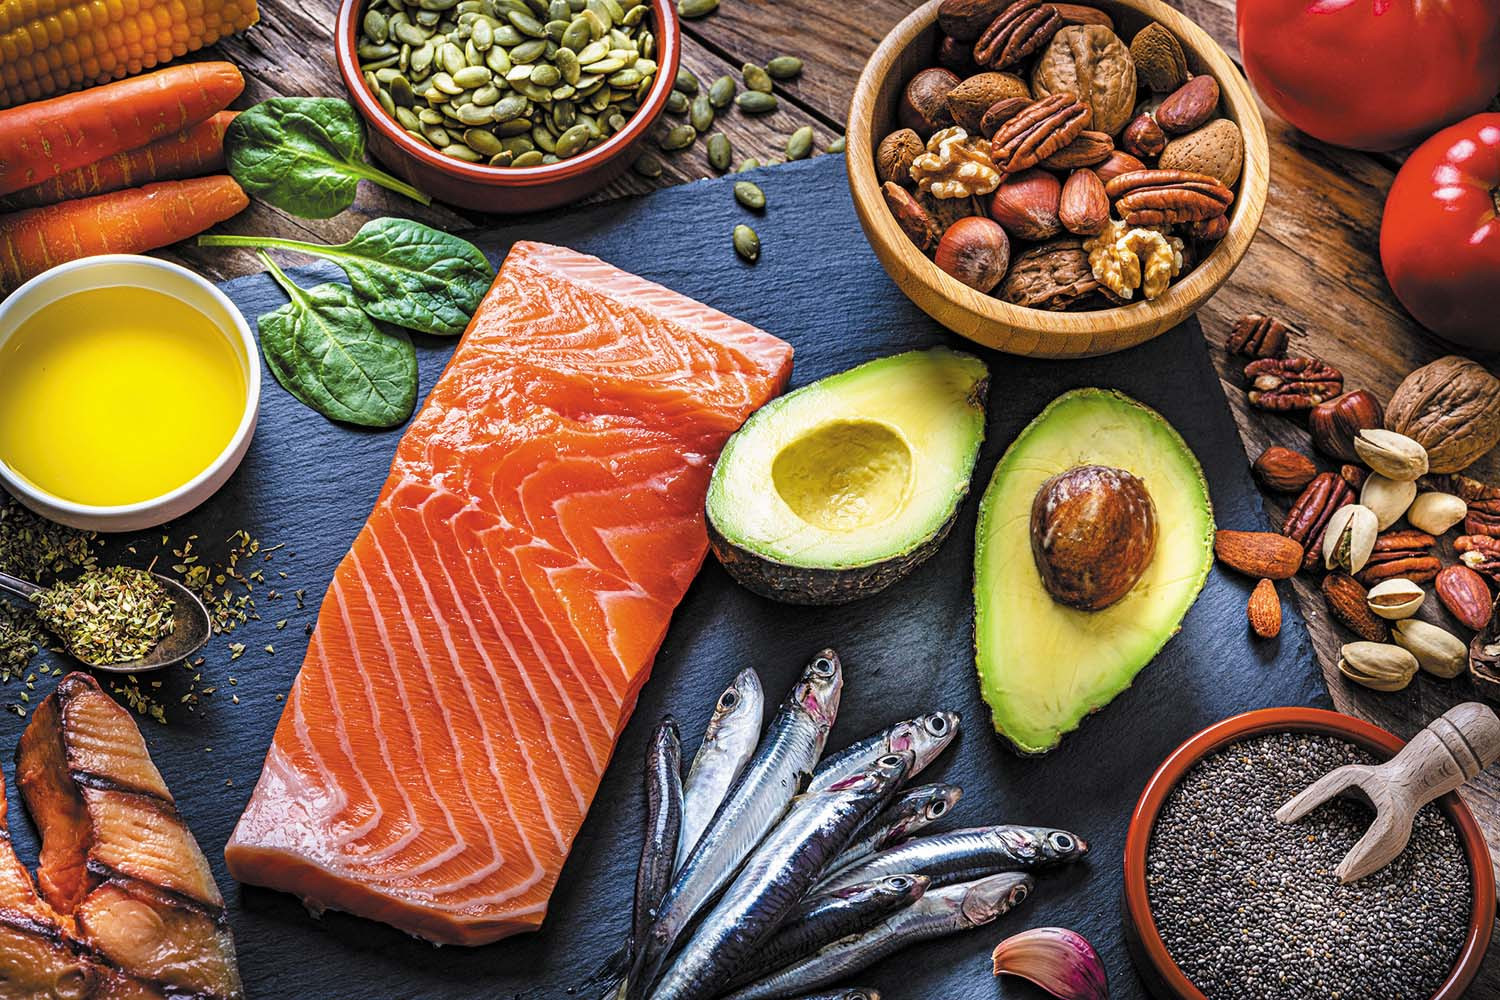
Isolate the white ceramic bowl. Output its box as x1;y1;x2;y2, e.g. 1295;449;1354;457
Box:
0;256;260;533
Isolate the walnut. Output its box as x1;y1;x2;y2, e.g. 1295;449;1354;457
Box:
997;237;1100;309
1385;356;1500;473
910;126;1001;199
1032;25;1137;138
1084;219;1184;301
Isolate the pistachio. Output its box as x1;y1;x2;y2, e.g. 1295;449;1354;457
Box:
734;180;766;210
707;132;732;171
1360;473;1418;530
708;74;737;109
733;223;760;263
766;55;803;79
786;125;814;160
743;62;774;93
1392;619;1467;679
1338;641;1418;692
736;90;778;113
1353;428;1429;482
1366;578;1425;620
1407;491;1467;536
1322;504;1378;574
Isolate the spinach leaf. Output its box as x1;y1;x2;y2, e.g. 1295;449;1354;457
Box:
254;253;418;428
202;220;493;336
225;98;431;219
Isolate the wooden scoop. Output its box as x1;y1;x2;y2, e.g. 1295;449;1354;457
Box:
1276;703;1500;884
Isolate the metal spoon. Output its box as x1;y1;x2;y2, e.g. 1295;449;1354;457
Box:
0;567;211;673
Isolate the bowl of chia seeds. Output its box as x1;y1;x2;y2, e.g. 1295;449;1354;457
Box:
1123;707;1495;1000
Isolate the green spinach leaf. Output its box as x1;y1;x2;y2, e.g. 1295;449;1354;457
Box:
254;253;418;428
226;98;431;219
202;220;492;336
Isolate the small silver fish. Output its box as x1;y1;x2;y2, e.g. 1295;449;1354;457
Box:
632;719;682;957
824;783;962;878
678;668;763;870
719;872;1034;1000
808;712;959;793
812;825;1087;895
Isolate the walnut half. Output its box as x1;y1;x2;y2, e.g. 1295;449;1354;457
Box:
1083;219;1184;300
910;126;1002;199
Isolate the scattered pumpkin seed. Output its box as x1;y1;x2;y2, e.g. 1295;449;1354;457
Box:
674;67;699;94
633;151;664;177
677;0;718;17
733;223;760;263
666;89;689;114
707;132;732;171
659;124;697;150
708;74;735;109
786;125;813;160
742;62;773;93
827;135;846;153
736;90;777;114
766;55;802;79
733;180;765;210
690;94;715;133
737;156;761;171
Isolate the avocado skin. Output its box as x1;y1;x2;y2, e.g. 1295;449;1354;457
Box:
706;501;964;606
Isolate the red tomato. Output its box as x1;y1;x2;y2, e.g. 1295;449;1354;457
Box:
1238;0;1500;151
1380;114;1500;349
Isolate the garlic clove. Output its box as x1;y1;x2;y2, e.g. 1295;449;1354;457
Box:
1366;578;1425;620
992;926;1108;1000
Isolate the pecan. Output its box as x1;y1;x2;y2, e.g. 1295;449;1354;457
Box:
990;93;1090;174
1038;129;1113;168
1322;572;1390;643
996;236;1099;310
1105;168;1233;226
1340;464;1368;491
1426;473;1500;537
1282;472;1355;571
974;0;1064;70
1436;564;1493;630
1186;215;1230;241
1244;357;1345;412
1455;535;1500;584
1356;529;1440;586
1226;313;1293;358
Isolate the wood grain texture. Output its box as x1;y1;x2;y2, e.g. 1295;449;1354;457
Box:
111;0;1500;987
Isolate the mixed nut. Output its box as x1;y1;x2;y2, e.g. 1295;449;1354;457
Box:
877;0;1246;308
1213;313;1500;700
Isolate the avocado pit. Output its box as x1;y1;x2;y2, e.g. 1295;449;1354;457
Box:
1030;464;1158;611
771;420;914;532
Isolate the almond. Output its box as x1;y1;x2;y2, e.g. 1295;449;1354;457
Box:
1248;578;1281;639
946;72;1032;133
1322;572;1390;643
1159;118;1244;187
1058;168;1108;236
1251;446;1317;493
1435;563;1493;631
1053;2;1114;28
1156;75;1220;135
1214;530;1303;580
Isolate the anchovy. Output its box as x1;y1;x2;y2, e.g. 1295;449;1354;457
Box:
626;651;843;1000
650;753;912;1000
824;783;962;878
719;873;1034;1000
808;712;959;793
632;719;683;957
784;992;880;1000
811;825;1088;895
721;874;929;992
678;669;763;870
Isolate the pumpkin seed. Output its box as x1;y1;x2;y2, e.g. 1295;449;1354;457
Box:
464;127;505;154
489;149;515;166
708;74;735;109
689;94;714;132
666;89;689;114
737;156;761;171
742;62;772;93
632;151;664;177
440;141;485;161
377;88;398;117
452;64;492;88
674;67;698;94
826;135;846;153
456;102;494;124
550;0;571;18
736;90;776;113
507;8;546;34
786;125;813;160
733;224;760;262
364;8;390;42
512;150;546;166
432;71;464;94
659;124;696;150
734;180;765;210
472;83;502;105
677;0;717;17
707;132;731;171
471;17;494;47
394;105;422;130
531;62;562;85
766;55;802;79
439;40;467;74
358;40;399;60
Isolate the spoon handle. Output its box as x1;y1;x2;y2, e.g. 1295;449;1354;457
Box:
0;569;43;601
1377;702;1500;813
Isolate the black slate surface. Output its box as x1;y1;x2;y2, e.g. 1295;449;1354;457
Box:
1;155;1329;1000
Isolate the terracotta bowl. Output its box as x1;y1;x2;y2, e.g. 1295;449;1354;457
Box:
846;0;1270;358
335;0;680;213
1123;707;1496;1000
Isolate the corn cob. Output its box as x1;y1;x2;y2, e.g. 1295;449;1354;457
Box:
0;0;259;108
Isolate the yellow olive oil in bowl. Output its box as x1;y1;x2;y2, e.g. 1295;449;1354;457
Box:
0;286;246;506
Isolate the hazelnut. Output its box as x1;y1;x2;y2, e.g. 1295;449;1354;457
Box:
937;34;981;76
1093;149;1147;182
1121;112;1166;159
934;216;1011;292
988;168;1063;241
900;67;961;136
1030;464;1157;611
1308;389;1383;463
877;128;926;185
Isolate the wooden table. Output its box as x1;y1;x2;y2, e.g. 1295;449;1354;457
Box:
176;0;1500;989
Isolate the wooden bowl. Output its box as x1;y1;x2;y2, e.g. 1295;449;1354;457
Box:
335;0;679;213
1122;707;1496;1000
846;0;1269;358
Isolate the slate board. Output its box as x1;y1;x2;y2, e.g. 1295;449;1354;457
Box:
0;155;1329;1000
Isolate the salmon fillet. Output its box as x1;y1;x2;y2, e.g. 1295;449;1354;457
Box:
226;241;794;945
0;672;242;999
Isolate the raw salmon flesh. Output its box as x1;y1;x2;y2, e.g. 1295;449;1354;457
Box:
226;241;794;945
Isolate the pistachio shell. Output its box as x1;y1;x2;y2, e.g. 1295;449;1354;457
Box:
1323;504;1378;574
1392;619;1467;679
1354;428;1429;482
1366;578;1425;620
1407;491;1467;536
1338;641;1418;692
1360;473;1418;531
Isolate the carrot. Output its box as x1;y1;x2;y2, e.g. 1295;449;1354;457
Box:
0;111;239;212
0;175;249;292
0;63;244;197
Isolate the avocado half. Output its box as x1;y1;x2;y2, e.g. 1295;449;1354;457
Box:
707;348;989;605
974;389;1214;755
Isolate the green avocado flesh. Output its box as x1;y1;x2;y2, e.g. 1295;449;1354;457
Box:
707;348;989;605
974;389;1213;754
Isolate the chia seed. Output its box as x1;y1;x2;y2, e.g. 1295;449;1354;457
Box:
1147;731;1470;1000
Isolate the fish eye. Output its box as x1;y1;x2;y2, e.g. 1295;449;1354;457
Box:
885;875;912;889
1051;833;1075;852
926;715;948;735
928;800;947;818
877;753;904;768
1011;884;1030;904
718;690;738;711
812;656;835;676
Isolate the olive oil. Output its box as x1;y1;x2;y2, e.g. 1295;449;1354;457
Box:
0;285;246;506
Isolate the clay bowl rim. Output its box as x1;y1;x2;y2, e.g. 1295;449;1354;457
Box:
334;0;681;192
1122;706;1496;1000
845;0;1271;358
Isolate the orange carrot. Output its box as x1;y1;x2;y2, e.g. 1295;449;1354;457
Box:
0;111;239;212
0;176;249;292
0;63;244;197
